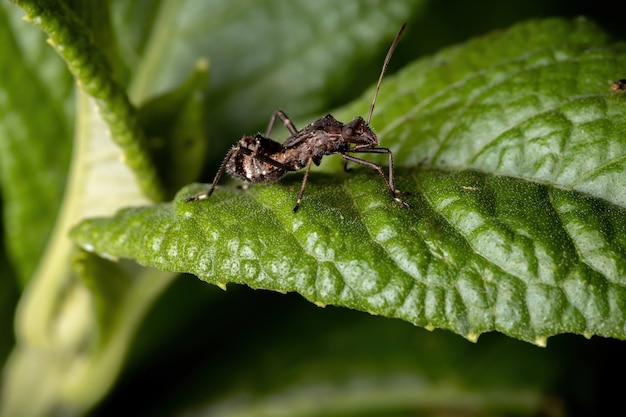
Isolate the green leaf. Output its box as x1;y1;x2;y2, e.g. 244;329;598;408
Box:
12;0;165;201
0;221;19;370
71;17;626;345
70;169;626;344
113;0;425;142
0;3;73;284
340;18;626;208
138;59;210;198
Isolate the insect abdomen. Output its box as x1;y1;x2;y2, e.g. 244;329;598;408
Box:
225;136;288;183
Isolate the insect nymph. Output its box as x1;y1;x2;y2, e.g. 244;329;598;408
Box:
186;24;409;213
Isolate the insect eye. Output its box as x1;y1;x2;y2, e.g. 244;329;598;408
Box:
343;126;354;137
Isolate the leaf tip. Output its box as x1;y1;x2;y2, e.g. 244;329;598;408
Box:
79;242;95;253
101;253;119;262
533;336;548;348
465;332;481;343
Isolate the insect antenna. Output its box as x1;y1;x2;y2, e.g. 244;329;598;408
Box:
367;22;407;124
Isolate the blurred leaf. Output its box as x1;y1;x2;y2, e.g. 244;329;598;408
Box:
0;216;19;370
95;290;570;416
64;254;176;408
138;59;210;198
72;18;626;345
0;3;73;284
171;309;556;417
113;0;425;147
12;0;165;201
1;1;171;415
0;82;170;417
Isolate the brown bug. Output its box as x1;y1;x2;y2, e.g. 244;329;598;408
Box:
186;24;409;213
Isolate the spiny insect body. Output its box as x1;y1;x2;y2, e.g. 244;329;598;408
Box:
186;24;409;213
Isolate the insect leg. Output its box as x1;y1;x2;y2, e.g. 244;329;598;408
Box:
346;147;401;193
341;151;409;208
185;146;239;202
293;158;313;213
265;110;299;137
